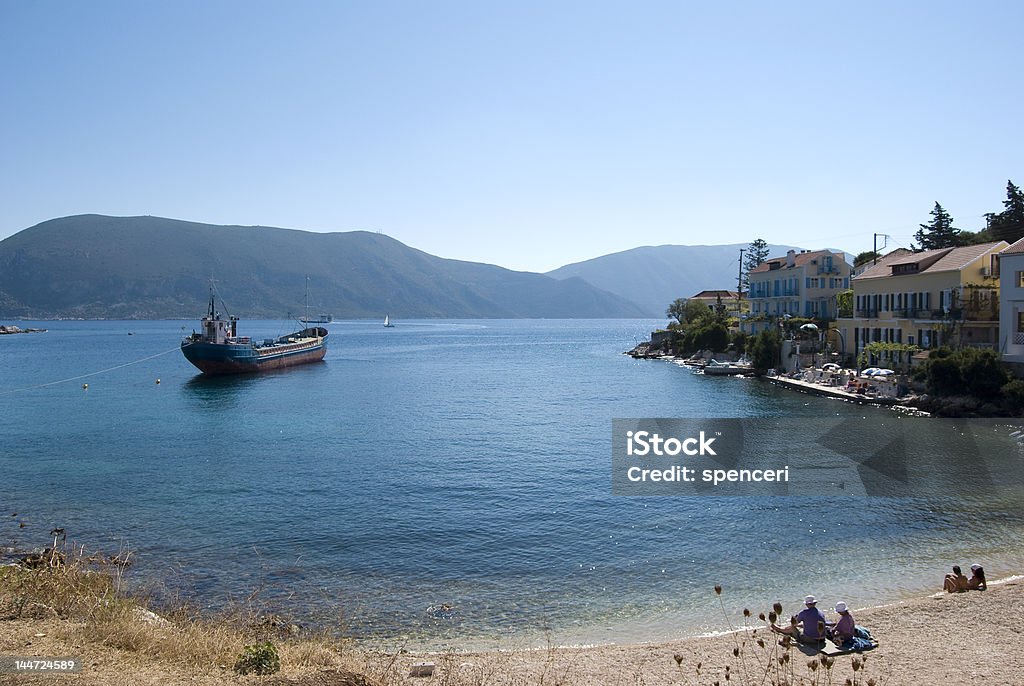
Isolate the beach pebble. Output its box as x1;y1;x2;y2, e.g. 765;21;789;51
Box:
408;662;435;677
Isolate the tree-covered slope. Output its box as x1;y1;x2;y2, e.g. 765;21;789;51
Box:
0;215;646;319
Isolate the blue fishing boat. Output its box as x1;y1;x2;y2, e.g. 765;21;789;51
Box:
181;293;328;374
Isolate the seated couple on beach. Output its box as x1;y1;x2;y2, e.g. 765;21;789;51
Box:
771;596;862;648
943;564;986;593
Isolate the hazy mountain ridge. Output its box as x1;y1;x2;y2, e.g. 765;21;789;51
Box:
546;243;803;316
0;215;647;319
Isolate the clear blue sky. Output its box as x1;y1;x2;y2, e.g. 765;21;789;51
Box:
2;1;1021;272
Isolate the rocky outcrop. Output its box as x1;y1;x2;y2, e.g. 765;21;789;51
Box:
898;393;1011;418
0;325;46;334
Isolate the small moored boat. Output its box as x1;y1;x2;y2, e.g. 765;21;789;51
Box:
701;359;750;376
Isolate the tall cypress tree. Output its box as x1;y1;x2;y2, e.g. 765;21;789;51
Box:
985;180;1024;244
914;202;961;251
742;238;770;292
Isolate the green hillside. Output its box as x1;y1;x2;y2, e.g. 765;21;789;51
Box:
0;215;646;319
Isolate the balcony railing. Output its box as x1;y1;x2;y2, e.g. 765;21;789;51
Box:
1015;332;1024;346
893;308;936;319
854;308;997;322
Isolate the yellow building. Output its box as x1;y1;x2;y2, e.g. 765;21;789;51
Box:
835;241;1007;366
743;249;852;334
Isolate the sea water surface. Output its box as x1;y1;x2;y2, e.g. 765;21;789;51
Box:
2;319;1024;649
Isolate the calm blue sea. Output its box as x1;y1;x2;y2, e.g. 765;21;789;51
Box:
2;319;1023;649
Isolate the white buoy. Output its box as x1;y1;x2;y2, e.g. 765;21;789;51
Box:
82;383;88;390
155;379;161;385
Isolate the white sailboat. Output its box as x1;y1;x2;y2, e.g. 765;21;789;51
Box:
384;314;395;328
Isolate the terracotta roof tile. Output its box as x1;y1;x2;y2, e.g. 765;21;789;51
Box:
1001;237;1024;255
749;250;842;274
691;290;738;298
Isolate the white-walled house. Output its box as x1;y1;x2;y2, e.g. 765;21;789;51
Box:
999;237;1024;363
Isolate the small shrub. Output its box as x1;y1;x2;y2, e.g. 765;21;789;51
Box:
961;348;1009;399
1002;379;1024;414
926;356;962;396
234;641;281;675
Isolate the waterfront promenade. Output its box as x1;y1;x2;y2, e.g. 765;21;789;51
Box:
768;374;901;406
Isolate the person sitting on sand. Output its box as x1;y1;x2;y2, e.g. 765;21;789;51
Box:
967;564;987;590
772;595;827;644
827;601;855;645
943;565;969;593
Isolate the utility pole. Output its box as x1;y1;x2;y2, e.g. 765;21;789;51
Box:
873;233;889;264
737;247;745;302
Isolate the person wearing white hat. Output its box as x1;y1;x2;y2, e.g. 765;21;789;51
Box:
827;601;855;645
772;594;827;644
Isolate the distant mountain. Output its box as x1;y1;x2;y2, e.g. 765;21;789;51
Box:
547;243;802;317
0;215;647;319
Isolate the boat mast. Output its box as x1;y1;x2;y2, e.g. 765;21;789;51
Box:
207;282;216;319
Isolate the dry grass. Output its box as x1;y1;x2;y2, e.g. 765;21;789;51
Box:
0;540;368;685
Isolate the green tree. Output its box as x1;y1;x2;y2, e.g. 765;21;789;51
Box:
985;180;1024;244
1001;379;1024;415
730;330;749;355
748;328;781;375
921;347;1009;399
853;251;879;268
693;321;730;352
961;348;1009;400
666;298;713;326
955;228;994;246
742;238;770;293
914;202;961;250
926;355;963;396
836;289;853;318
666;298;687;325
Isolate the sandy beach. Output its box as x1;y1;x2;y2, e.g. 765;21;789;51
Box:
3;575;1022;685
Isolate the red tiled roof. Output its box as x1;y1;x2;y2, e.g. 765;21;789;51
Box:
749;249;841;274
691;290;738;299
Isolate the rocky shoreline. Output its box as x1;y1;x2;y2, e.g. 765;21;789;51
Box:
0;324;47;334
628;343;1022;418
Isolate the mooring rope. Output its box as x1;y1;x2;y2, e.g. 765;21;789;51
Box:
0;344;186;395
